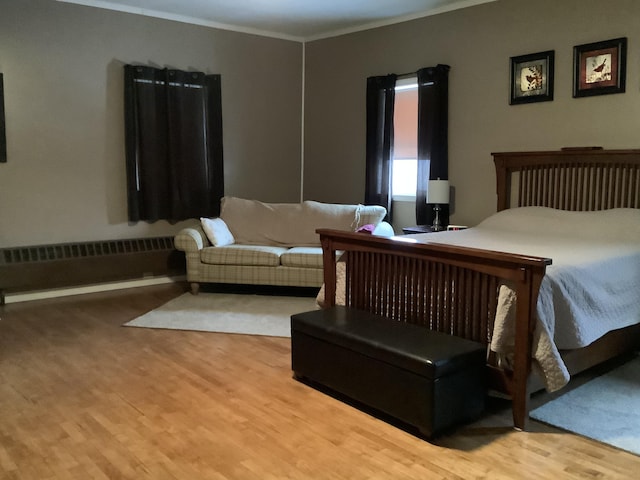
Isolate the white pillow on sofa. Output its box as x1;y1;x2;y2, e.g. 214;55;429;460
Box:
200;217;235;247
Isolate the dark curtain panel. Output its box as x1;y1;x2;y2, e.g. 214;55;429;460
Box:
416;65;450;226
124;65;224;222
365;74;397;220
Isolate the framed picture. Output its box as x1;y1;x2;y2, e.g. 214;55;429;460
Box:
510;50;554;105
573;37;627;98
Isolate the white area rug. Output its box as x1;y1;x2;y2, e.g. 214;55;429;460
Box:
530;355;640;456
124;292;319;337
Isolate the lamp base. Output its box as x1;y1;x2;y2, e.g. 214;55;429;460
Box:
432;204;444;231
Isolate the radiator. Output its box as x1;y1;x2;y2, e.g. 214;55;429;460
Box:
0;236;185;301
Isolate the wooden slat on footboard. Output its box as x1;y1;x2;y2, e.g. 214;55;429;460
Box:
345;251;499;344
317;230;551;430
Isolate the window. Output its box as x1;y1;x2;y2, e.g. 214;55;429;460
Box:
365;65;449;225
391;158;417;197
392;78;418;200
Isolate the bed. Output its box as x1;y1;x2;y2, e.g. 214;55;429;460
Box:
317;148;640;430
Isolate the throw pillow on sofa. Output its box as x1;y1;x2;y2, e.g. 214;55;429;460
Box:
200;217;235;247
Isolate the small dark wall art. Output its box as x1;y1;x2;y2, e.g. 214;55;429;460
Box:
0;73;6;163
573;37;627;97
510;50;554;105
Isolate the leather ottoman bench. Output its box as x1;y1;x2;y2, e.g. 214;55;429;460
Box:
291;306;487;438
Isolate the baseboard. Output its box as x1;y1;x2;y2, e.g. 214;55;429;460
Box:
2;275;186;304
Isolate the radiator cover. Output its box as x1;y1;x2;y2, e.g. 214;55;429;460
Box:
0;236;185;299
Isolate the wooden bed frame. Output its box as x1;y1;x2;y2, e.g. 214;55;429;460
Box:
317;148;640;430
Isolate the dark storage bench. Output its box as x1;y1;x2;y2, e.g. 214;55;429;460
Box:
291;306;487;438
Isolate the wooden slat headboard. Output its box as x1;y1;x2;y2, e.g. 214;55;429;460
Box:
493;148;640;212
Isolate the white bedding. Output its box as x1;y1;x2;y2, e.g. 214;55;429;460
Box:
408;207;640;391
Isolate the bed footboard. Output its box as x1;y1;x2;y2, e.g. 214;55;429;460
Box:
317;229;551;430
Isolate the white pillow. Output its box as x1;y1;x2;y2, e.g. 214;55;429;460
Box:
200;217;235;247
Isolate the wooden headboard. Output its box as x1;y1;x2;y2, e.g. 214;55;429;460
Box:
493;148;640;212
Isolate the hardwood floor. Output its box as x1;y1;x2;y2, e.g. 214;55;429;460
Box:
1;284;638;479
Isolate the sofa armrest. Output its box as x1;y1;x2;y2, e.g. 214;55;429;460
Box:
175;226;210;252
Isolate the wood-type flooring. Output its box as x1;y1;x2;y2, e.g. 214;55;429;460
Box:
1;284;638;479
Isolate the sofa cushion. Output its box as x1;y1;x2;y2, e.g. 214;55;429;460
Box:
280;247;324;269
200;217;235;247
200;245;288;267
219;196;386;247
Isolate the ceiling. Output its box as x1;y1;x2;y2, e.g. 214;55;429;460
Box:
57;0;495;42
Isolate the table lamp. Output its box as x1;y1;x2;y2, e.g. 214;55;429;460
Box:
427;179;450;231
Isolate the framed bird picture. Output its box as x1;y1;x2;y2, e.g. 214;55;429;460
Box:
573;37;626;98
510;50;554;105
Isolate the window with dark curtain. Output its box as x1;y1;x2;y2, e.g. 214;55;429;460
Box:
416;65;450;226
365;66;449;226
365;74;397;221
124;65;224;223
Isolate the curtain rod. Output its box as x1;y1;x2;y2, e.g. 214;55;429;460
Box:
396;64;449;79
396;71;417;79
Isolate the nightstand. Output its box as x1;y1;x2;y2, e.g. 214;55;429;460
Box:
402;225;434;234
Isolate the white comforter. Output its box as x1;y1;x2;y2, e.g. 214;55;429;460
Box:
408;207;640;391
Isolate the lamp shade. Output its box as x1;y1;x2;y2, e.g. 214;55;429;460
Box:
427;180;450;204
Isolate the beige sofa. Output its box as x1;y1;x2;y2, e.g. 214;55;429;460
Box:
174;197;393;294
